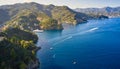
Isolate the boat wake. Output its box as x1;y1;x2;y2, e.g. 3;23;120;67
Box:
50;27;99;46
53;36;73;46
88;27;99;32
72;27;99;36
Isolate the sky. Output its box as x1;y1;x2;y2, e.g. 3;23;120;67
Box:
0;0;120;8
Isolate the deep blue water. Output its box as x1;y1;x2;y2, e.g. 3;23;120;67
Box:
36;18;120;69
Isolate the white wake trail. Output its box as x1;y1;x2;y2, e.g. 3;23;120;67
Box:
50;27;99;46
88;27;99;32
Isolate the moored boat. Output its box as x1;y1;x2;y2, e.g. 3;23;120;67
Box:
33;29;44;33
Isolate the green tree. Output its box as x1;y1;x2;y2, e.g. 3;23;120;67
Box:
19;61;27;69
10;48;16;59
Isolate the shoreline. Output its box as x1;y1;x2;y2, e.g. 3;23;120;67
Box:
28;47;41;69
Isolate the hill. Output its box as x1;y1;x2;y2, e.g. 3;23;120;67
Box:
0;2;91;31
0;28;40;69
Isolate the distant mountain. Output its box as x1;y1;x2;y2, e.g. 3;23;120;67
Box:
74;7;120;17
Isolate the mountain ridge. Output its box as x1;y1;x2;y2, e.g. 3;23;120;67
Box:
74;6;120;17
0;2;89;31
0;2;88;21
0;2;108;31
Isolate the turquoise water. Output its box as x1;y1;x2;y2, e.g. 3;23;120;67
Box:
36;18;120;69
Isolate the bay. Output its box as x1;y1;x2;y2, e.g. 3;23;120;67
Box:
36;18;120;69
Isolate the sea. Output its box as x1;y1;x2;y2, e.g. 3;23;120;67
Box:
36;18;120;69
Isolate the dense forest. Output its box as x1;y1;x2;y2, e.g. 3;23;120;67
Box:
0;28;40;69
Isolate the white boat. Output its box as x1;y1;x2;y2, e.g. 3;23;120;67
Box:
50;47;53;50
33;29;44;33
73;61;77;64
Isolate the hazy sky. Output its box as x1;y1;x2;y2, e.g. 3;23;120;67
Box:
0;0;120;8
